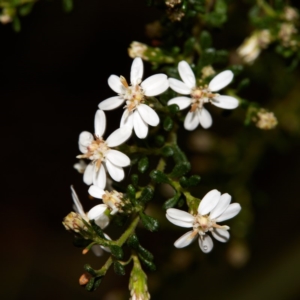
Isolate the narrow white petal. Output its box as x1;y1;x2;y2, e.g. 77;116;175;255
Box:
88;185;105;199
141;74;169;96
137;104;159;126
120;109;134;129
166;215;194;228
83;163;94;185
92;164;106;189
70;186;85;217
166;208;194;223
215;203;241;222
197;107;212;129
106;127;132;147
133;110;148;139
88;204;110;229
91;245;103;257
208;70;233;92
198;189;221;215
106;149;130;167
94;110;106;137
169;78;191;95
108;75;123;94
105;160;125;182
79;131;93;152
167;97;192;110
210;193;231;220
174;230;197;248
178;61;196;89
98;96;125;111
198;235;214;253
211;229;230;243
184;111;199;131
211;95;239;109
130;57;144;85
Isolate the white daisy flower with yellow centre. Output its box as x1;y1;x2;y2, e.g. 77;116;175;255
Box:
166;189;241;253
99;57;169;139
77;109;131;188
168;61;239;130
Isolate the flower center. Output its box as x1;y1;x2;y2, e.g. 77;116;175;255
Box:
120;76;145;112
190;86;216;112
102;190;124;215
193;214;229;235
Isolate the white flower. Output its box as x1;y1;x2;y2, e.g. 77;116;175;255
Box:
98;57;169;139
168;61;239;130
70;186;110;256
77;109;131;188
88;186;125;215
166;189;241;253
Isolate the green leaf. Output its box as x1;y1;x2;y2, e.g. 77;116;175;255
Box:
126;185;136;204
179;176;188;188
62;0;73;12
114;261;126;276
19;3;34;16
137;245;154;261
168;104;180;114
200;30;212;49
169;161;191;178
127;234;139;249
150;170;171;184
85;277;95;291
154;135;165;147
138;157;149;173
12;17;21;32
163;116;173;131
73;236;91;248
90;220;105;238
93;277;102;290
131;174;139;187
138;186;154;205
188;175;201;186
163;193;181;209
138;254;156;271
110;245;124;260
161;145;174;157
84;264;97;276
139;212;159;232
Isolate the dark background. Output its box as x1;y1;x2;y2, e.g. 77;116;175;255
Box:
1;1;300;299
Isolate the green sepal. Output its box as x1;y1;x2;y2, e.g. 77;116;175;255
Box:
138;157;149;174
113;261;126;276
85;277;95;291
90;220;105;238
169;161;191;178
161;145;174;157
110;245;124;260
163;116;173;131
138;254;156;271
84;264;97;276
138;186;154;205
127;234;139;249
154;135;165;147
188;175;201;186
139;212;159;232
127;185;136;204
163;193;181;209
131;174;139;187
200;30;212;49
150;170;171;184
168;104;180;114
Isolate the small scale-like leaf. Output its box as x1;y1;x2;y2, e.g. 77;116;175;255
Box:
188;175;201;186
93;277;102;290
84;264;97;276
110;245;124;260
163;193;181;210
138;186;154;205
168;104;180;114
169;162;191;178
90;220;105;238
139;212;159;232
179;176;188;188
163;116;173;131
85;277;95;291
137;245;154;261
150;170;171;184
126;185;136;203
138;254;156;271
114;261;126;276
127;234;139;249
161;146;174;157
138;157;149;174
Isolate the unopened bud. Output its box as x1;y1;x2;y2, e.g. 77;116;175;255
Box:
128;42;149;60
79;272;92;286
252;109;278;130
63;212;88;232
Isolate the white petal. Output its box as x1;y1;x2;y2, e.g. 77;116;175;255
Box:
211;229;230;243
178;61;196;89
133;110;148;139
141;74;169;96
215;203;241;222
197;107;212;129
94;110;106;137
79;131;93;153
91;245;103;257
92;164;106;189
70;186;85;217
184;111;199;131
88;185;105;199
208;70;233;92
87;204;110;229
130;57;143;85
105;160;125;182
210;193;231;220
198;235;214;253
174;230;197;248
211;95;239;109
83;163;94;185
166;208;194;223
99;96;125;111
167;97;192;110
106;127;132;147
120;109;134;129
137;104;159;126
108;75;123;94
106;149;130;167
198;189;221;215
166;215;194;228
169;78;191;95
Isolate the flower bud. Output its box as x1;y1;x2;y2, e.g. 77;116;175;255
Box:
252;109;278;130
63;212;88;233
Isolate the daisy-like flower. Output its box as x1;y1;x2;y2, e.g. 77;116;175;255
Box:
166;189;241;253
168;61;239;130
98;57;169;139
77;109;131;188
88;185;125;215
